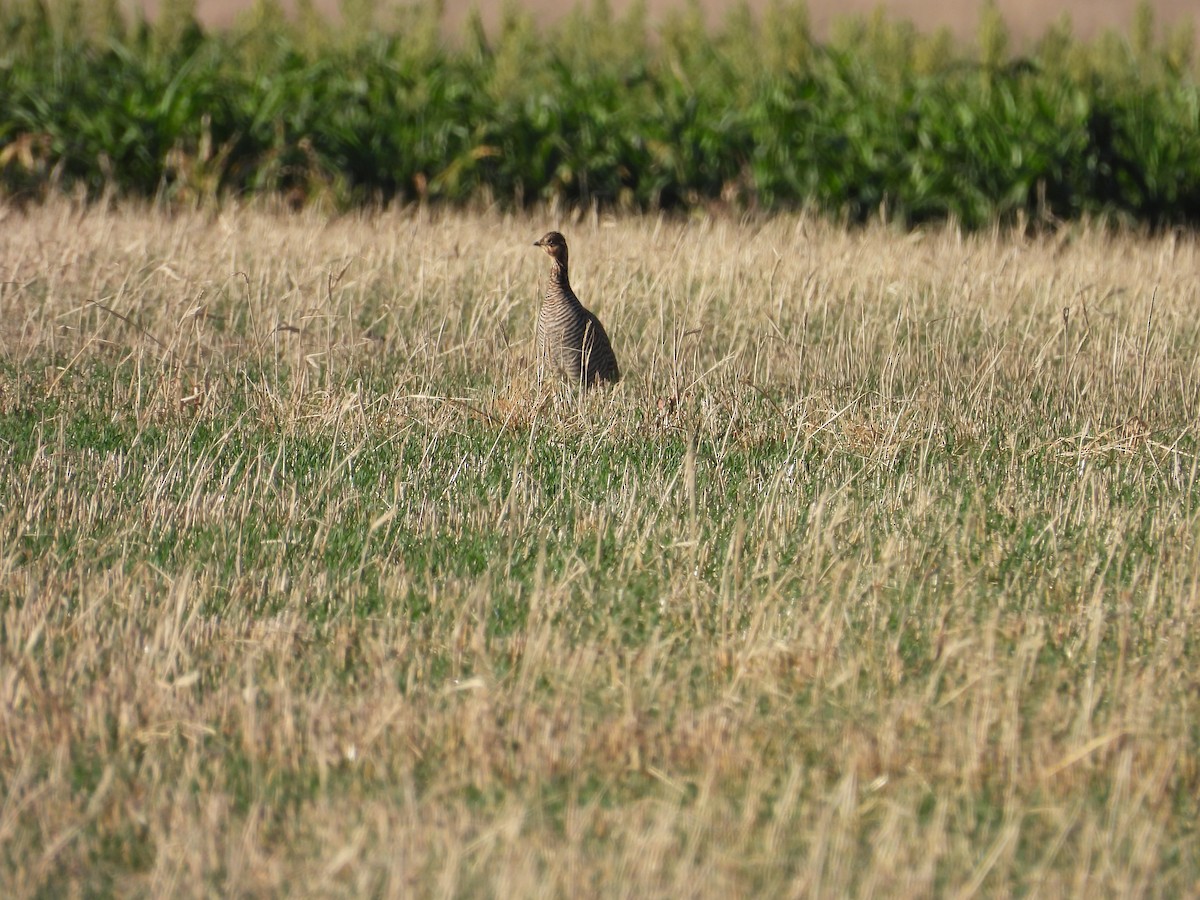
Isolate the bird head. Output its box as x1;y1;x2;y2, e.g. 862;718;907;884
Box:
533;231;569;266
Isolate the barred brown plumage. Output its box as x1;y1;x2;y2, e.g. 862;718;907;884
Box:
532;231;620;387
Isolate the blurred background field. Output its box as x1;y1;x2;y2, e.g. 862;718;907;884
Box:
146;0;1198;43
1;0;1198;227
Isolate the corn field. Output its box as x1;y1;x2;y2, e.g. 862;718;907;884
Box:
0;0;1198;226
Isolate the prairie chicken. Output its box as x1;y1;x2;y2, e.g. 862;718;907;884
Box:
532;231;620;386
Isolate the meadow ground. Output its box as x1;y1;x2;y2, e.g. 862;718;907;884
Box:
1;199;1199;896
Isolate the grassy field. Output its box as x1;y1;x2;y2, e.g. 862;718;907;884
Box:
2;200;1199;895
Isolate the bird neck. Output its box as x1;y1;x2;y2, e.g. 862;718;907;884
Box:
547;260;572;296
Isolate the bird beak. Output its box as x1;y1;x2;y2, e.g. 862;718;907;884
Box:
532;239;542;247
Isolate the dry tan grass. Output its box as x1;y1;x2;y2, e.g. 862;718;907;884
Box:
2;199;1199;896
